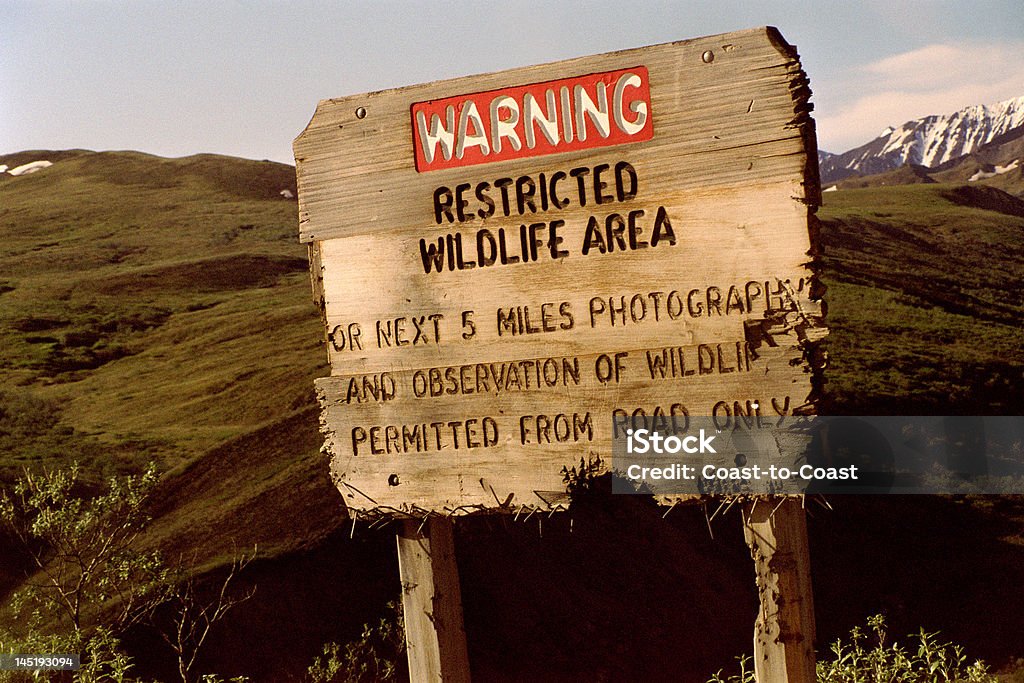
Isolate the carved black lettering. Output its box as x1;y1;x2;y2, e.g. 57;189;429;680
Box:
447;421;462;449
536;414;552;443
559;301;574;330
605;213;627;251
403;424;423;452
497;308;518;336
608;296;627;326
461;310;476;340
627;209;647;249
667;290;684;319
706;287;723;315
670;404;689;433
428;368;443;396
588;296;605;327
494;177;514;216
369;426;384;455
745;280;763;312
385;425;400;454
454;232;475;269
647;291;664;320
429;313;443;343
351;427;368;456
549;171;569;209
411;316;428;345
376;319;393;348
548;219;569;258
516;175;537;214
483;417;498;446
687;289;703;317
433;186;454;224
444;367;458;395
563;357;580;384
540;302;557;332
412;370;427;397
528;222;545;261
725;285;745;314
717;344;735;373
593;163;612;204
581;215;606;255
698;344;715;374
464;418;480;448
498;227;520;265
651;206;676;246
455;183;474;222
554;413;571;441
568;166;590;206
475;182;495;219
615;161;638;201
573;412;594;441
629;293;647;322
419;237;445;274
519;415;532;444
712;402;731;430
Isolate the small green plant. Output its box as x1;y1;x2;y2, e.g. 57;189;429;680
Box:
707;655;756;683
307;600;407;683
818;614;995;682
0;462;164;635
708;614;997;683
1;464;256;683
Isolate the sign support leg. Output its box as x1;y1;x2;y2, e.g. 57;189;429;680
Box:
396;516;471;682
742;498;816;683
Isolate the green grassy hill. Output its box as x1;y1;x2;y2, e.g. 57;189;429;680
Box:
819;183;1024;414
1;151;1023;681
0;150;321;478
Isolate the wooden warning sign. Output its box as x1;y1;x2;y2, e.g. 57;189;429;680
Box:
295;26;826;514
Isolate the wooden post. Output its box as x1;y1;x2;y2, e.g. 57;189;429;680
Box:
396;516;471;683
743;498;816;683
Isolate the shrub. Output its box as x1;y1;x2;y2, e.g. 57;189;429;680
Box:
708;614;996;683
307;601;407;683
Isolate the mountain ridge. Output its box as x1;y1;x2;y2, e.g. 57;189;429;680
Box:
820;95;1024;183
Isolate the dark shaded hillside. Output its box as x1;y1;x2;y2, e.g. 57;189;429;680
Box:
2;152;1023;681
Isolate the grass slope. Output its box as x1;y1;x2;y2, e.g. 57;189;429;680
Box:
819;183;1024;414
0;150;324;479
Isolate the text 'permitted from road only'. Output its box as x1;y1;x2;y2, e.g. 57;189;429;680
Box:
294;26;827;515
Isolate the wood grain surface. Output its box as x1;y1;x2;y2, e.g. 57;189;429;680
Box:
295;26;826;514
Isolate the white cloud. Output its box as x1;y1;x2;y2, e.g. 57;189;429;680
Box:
815;41;1024;153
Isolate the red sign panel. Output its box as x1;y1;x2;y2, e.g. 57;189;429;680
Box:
411;66;653;173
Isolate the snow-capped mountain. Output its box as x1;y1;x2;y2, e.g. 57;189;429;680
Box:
819;95;1024;183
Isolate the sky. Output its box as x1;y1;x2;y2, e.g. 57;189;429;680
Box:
2;0;1023;164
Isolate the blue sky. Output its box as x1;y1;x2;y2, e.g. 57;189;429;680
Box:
2;1;1023;163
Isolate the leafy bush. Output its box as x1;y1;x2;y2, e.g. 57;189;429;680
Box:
1;463;255;683
818;614;995;682
307;601;406;683
708;614;996;683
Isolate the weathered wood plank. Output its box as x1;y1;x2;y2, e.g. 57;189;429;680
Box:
294;27;815;244
317;338;806;511
743;498;816;683
315;183;818;375
297;26;824;514
397;517;471;682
